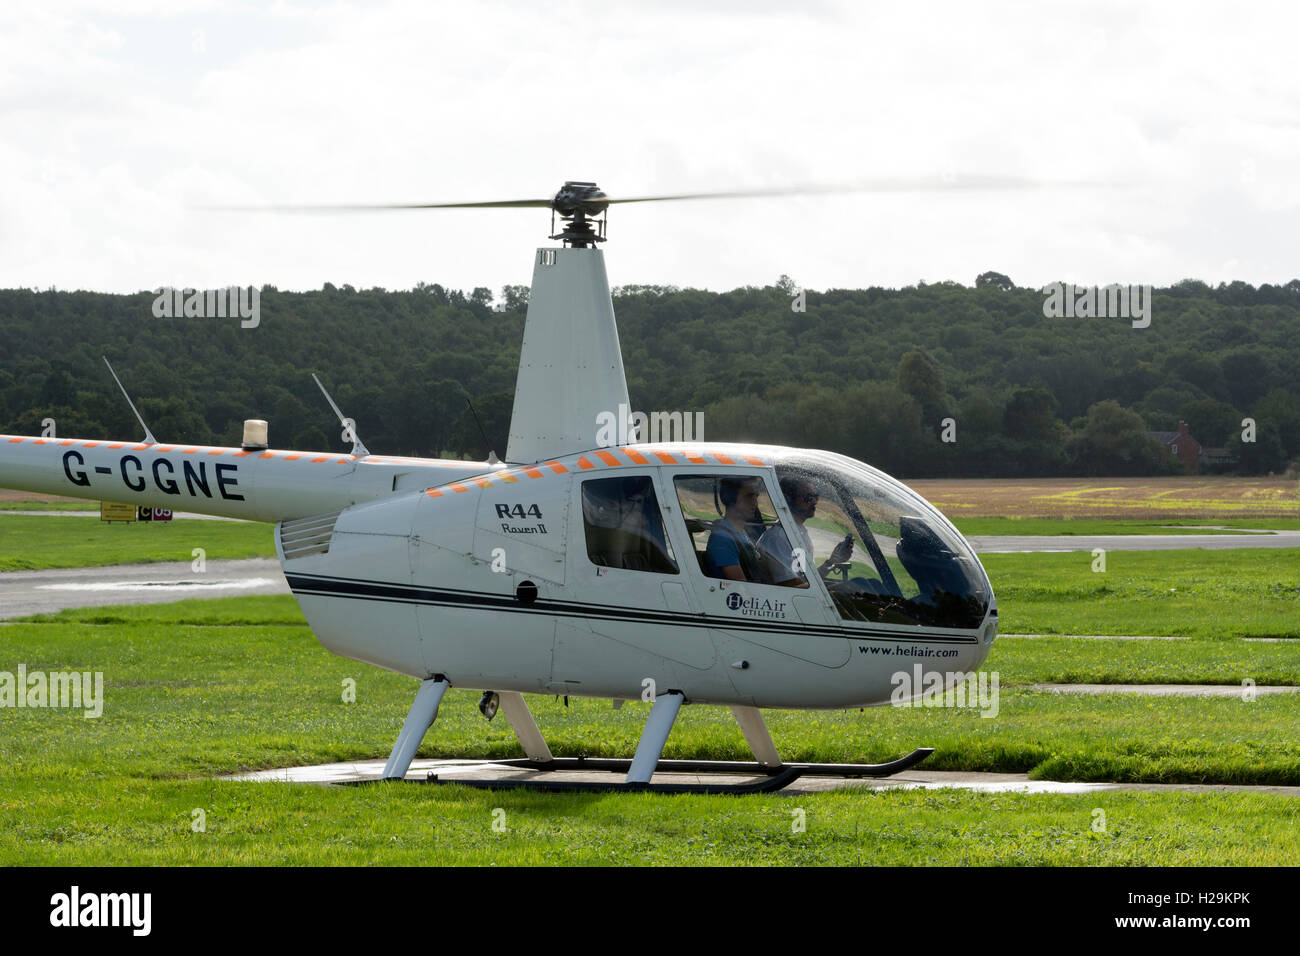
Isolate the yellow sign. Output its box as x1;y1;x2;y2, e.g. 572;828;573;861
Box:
100;501;137;522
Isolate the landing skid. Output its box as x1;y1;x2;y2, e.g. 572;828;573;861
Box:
413;748;934;795
374;679;932;795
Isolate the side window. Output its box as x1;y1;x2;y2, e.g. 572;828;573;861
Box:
672;474;807;587
581;476;678;574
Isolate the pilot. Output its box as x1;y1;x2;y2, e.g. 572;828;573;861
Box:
704;477;766;581
761;476;853;581
705;477;804;587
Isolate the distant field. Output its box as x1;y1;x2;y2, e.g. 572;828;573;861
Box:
0;488;80;503
0;501;99;511
909;477;1300;519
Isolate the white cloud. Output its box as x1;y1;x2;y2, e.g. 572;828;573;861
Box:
2;0;1298;294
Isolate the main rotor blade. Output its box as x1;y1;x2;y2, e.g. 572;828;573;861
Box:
597;175;1108;205
205;198;554;213
203;175;1117;214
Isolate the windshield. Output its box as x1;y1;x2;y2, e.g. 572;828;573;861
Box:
773;450;991;629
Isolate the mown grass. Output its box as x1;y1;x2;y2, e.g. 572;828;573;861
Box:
981;549;1300;640
987;635;1300;686
5;780;1297;866
3;595;1298;787
0;514;275;571
2;595;1299;865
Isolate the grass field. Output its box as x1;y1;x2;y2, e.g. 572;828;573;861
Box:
908;477;1300;519
5;780;1297;866
0;514;275;571
981;549;1300;639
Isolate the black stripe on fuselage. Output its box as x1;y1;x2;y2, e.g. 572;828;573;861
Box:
283;572;980;645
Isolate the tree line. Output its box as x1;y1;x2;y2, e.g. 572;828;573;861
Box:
1;274;1297;477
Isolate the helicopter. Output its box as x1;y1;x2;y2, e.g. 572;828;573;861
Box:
0;181;1000;793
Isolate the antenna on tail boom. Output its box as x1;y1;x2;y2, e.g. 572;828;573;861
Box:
312;373;370;457
102;356;158;445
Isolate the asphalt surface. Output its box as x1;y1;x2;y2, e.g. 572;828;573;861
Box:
967;531;1300;552
0;557;288;619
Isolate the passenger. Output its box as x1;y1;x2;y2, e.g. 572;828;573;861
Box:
761;476;853;581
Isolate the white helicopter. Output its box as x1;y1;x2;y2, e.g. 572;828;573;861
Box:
1;181;999;793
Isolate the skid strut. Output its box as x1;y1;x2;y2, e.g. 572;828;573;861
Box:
381;676;450;780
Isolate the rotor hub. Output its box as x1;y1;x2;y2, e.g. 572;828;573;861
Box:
550;181;608;247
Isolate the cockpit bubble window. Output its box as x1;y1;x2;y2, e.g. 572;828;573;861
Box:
772;451;991;629
672;474;807;587
581;475;678;574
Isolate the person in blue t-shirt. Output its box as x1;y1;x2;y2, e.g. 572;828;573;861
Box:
705;477;804;586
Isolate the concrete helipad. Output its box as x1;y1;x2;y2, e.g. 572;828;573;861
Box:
224;758;1300;796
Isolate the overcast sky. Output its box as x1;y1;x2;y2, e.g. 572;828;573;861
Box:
3;0;1298;297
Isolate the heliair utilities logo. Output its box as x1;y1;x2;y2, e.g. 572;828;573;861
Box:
724;592;788;619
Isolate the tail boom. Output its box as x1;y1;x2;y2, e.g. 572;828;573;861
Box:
1;434;494;522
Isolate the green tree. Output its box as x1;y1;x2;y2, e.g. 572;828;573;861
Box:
897;350;952;433
1178;398;1241;449
500;285;529;312
448;391;512;459
1228;424;1287;474
1003;387;1068;475
1252;389;1300;460
975;271;1014;291
1219;348;1273;409
293;426;329;451
1067;400;1171;476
